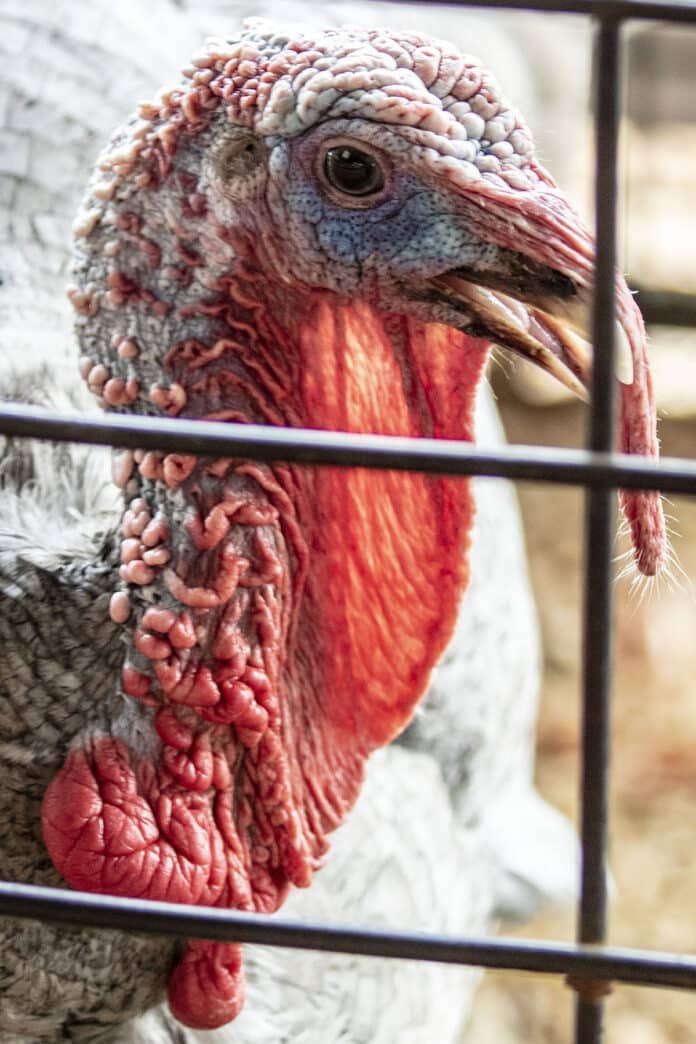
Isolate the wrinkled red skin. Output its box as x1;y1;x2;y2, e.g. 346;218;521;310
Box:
168;942;245;1029
42;280;488;1027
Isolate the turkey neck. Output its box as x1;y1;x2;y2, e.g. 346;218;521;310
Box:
46;235;487;1028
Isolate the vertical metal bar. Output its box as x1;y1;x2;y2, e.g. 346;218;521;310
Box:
574;13;622;1044
576;1000;605;1043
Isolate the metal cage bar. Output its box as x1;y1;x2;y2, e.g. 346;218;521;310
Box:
4;880;696;991
3;402;696;492
2;2;696;1043
575;11;621;1040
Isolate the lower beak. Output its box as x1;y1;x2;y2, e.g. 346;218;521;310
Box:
425;273;634;400
418;240;664;577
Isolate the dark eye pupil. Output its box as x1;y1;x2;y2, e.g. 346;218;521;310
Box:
324;146;384;196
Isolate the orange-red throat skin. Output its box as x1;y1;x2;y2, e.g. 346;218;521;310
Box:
296;297;489;748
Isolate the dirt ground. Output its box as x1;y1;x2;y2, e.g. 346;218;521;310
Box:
463;391;696;1043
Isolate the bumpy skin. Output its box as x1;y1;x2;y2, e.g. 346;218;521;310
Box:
0;399;178;1040
0;6;655;1042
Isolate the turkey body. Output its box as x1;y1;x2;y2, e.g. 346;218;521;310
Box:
0;3;629;1042
0;381;560;1044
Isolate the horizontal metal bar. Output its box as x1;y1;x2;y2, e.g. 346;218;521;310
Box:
2;881;696;992
1;401;696;494
633;286;696;329
382;0;696;23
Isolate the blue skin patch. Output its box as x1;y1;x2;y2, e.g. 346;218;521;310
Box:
282;158;492;283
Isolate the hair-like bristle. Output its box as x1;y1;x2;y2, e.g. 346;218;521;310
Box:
615;505;690;607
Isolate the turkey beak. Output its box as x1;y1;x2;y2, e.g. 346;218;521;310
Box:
414;183;665;578
426;271;633;402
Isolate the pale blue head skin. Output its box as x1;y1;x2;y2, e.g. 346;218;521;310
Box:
154;22;554;320
271;124;501;273
184;117;563;349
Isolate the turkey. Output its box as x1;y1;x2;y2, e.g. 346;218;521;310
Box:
0;6;665;1044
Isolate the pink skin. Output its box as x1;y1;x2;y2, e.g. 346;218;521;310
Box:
149;382;187;414
114;334;140;360
109;591;132;624
120;561;156;586
45;24;667;1034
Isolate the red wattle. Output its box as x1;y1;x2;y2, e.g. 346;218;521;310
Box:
167;941;245;1030
41;738;231;907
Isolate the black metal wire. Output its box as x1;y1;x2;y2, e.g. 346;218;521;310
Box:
576;1002;605;1042
633;286;696;328
574;12;621;1041
4;881;696;993
2;2;696;1042
2;401;696;492
384;0;696;22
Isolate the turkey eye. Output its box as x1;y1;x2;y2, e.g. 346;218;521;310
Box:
323;146;385;197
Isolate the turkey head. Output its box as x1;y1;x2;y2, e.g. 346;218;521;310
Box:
42;22;665;1031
